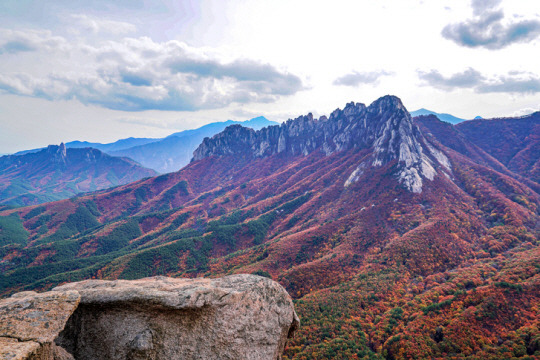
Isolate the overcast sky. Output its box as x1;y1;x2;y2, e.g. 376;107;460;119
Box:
1;0;539;153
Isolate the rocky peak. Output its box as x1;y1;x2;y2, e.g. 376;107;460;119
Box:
46;143;68;164
192;95;451;193
367;96;420;166
192;125;256;159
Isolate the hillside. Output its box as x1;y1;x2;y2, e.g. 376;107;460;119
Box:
456;113;540;183
0;144;157;207
1;96;539;359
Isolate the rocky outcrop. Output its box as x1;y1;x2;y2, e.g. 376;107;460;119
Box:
0;275;298;360
192;95;451;193
46;143;67;165
0;290;80;360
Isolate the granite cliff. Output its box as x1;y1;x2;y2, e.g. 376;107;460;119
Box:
193;95;451;193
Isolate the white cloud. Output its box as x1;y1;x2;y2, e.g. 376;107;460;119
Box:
333;70;394;87
0;29;66;54
476;71;540;94
417;68;485;90
418;68;540;94
471;0;502;16
512;106;540;117
0;31;305;111
442;0;540;49
69;14;137;35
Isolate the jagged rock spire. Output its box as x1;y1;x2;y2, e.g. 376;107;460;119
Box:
46;143;68;165
192;95;451;193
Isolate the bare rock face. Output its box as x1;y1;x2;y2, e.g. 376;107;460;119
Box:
0;290;80;360
192;95;452;193
0;275;298;360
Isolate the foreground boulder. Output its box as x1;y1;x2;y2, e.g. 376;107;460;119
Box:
0;274;299;360
0;290;80;360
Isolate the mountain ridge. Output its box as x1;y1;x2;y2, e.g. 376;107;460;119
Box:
0;144;157;206
416;113;540;191
14;137;161;156
456;112;540;183
410;108;471;124
194;96;451;193
13;117;278;174
112;116;278;173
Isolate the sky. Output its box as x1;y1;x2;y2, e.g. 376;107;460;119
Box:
1;0;539;154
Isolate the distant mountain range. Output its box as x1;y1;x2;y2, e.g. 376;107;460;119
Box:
1;96;538;358
410;108;479;124
64;137;160;153
14;137;160;156
111;116;278;173
0;144;157;206
15;116;278;173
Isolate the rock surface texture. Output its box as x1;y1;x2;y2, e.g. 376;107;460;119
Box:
0;290;80;360
0;275;298;360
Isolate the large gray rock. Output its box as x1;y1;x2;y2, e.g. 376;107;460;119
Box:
1;275;298;360
49;274;297;359
14;275;298;360
0;290;80;360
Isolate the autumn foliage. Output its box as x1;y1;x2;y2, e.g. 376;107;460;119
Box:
1;112;539;359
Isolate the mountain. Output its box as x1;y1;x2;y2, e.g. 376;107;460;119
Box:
66;137;160;153
456;112;540;183
1;96;539;359
14;137;161;156
410;108;470;124
111;116;278;173
416;114;540;193
13;116;278;173
0;144;157;206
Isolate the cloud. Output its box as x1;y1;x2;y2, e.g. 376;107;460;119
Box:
0;32;305;111
417;68;485;90
116;116;174;129
471;0;502;16
476;74;540;94
442;0;540;49
512;106;540;117
333;70;393;87
418;68;540;94
0;29;66;54
69;14;137;35
167;57;303;97
230;108;262;119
